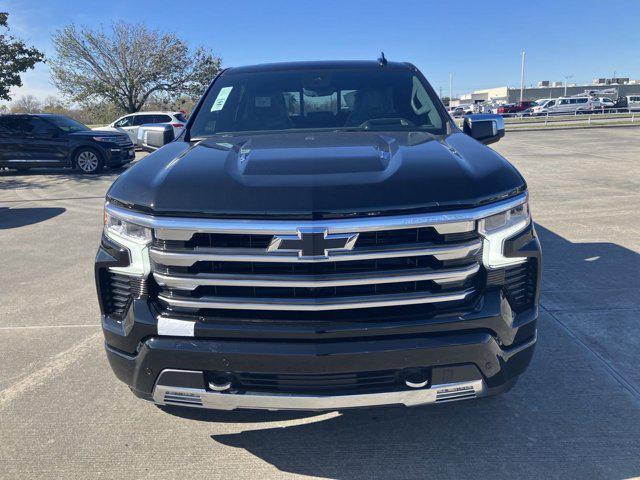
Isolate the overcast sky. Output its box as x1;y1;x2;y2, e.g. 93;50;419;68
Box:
4;0;640;106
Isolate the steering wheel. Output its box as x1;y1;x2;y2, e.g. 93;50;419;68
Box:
358;118;416;129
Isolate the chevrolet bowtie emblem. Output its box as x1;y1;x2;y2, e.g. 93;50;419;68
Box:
267;228;359;258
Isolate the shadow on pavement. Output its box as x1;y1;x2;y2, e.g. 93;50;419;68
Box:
158;405;326;424
0;207;66;229
123;224;640;478
0;164;130;182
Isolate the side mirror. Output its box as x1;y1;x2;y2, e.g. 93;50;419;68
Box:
137;124;175;151
463;114;505;145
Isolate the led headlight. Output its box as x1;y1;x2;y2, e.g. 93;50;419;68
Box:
478;200;530;268
93;136;120;143
103;205;152;276
104;210;152;244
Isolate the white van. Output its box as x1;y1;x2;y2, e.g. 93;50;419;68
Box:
627;96;640;112
542;97;596;115
531;99;557;115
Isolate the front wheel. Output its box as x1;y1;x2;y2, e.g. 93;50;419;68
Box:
75;148;104;174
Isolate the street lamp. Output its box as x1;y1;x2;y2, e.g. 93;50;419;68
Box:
563;74;573;96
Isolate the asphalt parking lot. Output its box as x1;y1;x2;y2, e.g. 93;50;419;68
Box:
1;127;639;479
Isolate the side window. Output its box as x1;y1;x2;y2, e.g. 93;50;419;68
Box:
410;76;442;128
559;99;568;105
155;115;172;123
23;117;56;136
340;90;357;111
133;114;156;125
132;115;146;126
578;98;587;103
547;101;555;107
283;92;301;115
0;116;23;136
114;116;133;127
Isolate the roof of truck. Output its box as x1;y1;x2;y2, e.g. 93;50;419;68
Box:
226;60;413;74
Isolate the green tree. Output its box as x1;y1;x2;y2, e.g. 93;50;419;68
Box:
0;12;45;101
50;21;221;113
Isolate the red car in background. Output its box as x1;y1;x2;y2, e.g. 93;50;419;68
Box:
497;101;536;115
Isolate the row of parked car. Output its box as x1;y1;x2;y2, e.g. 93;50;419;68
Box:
0;110;186;174
449;95;640;117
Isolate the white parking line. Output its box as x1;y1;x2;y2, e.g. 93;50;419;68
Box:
0;324;101;330
0;331;101;409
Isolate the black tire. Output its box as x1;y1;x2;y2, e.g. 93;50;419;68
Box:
74;148;104;174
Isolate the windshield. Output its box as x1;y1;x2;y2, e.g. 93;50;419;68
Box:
189;67;446;137
46;115;89;133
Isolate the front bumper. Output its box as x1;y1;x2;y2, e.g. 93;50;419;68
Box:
103;290;537;410
127;331;535;411
104;145;135;166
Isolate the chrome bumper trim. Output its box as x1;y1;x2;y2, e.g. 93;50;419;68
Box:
153;377;487;411
153;263;480;290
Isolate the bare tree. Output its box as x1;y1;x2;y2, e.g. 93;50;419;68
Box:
50;21;221;113
10;94;42;113
41;95;67;113
0;12;45;101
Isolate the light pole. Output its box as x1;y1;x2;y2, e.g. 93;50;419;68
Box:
519;51;526;103
449;73;453;104
563;74;573;96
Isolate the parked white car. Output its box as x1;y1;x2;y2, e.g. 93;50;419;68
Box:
591;97;616;112
96;111;187;144
448;104;473;117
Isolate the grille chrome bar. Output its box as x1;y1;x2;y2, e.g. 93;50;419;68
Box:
153;264;480;290
157;288;475;311
149;240;482;267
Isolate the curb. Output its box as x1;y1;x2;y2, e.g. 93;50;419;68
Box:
506;123;640;133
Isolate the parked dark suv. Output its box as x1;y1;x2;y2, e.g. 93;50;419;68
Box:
96;60;541;411
0;114;135;174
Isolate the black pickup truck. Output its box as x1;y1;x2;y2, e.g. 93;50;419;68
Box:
96;59;540;411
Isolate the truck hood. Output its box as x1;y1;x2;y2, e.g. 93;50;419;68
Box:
107;131;526;219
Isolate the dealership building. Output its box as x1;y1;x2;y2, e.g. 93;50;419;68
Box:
456;77;640;104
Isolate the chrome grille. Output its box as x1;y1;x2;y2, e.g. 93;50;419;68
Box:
149;217;483;313
115;136;134;147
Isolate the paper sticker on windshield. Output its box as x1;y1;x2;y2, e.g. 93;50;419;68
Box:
255;96;272;108
211;87;233;111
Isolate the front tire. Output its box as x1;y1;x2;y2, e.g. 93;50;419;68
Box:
75;148;104;174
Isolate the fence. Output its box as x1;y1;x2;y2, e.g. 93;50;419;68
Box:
454;107;640;130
